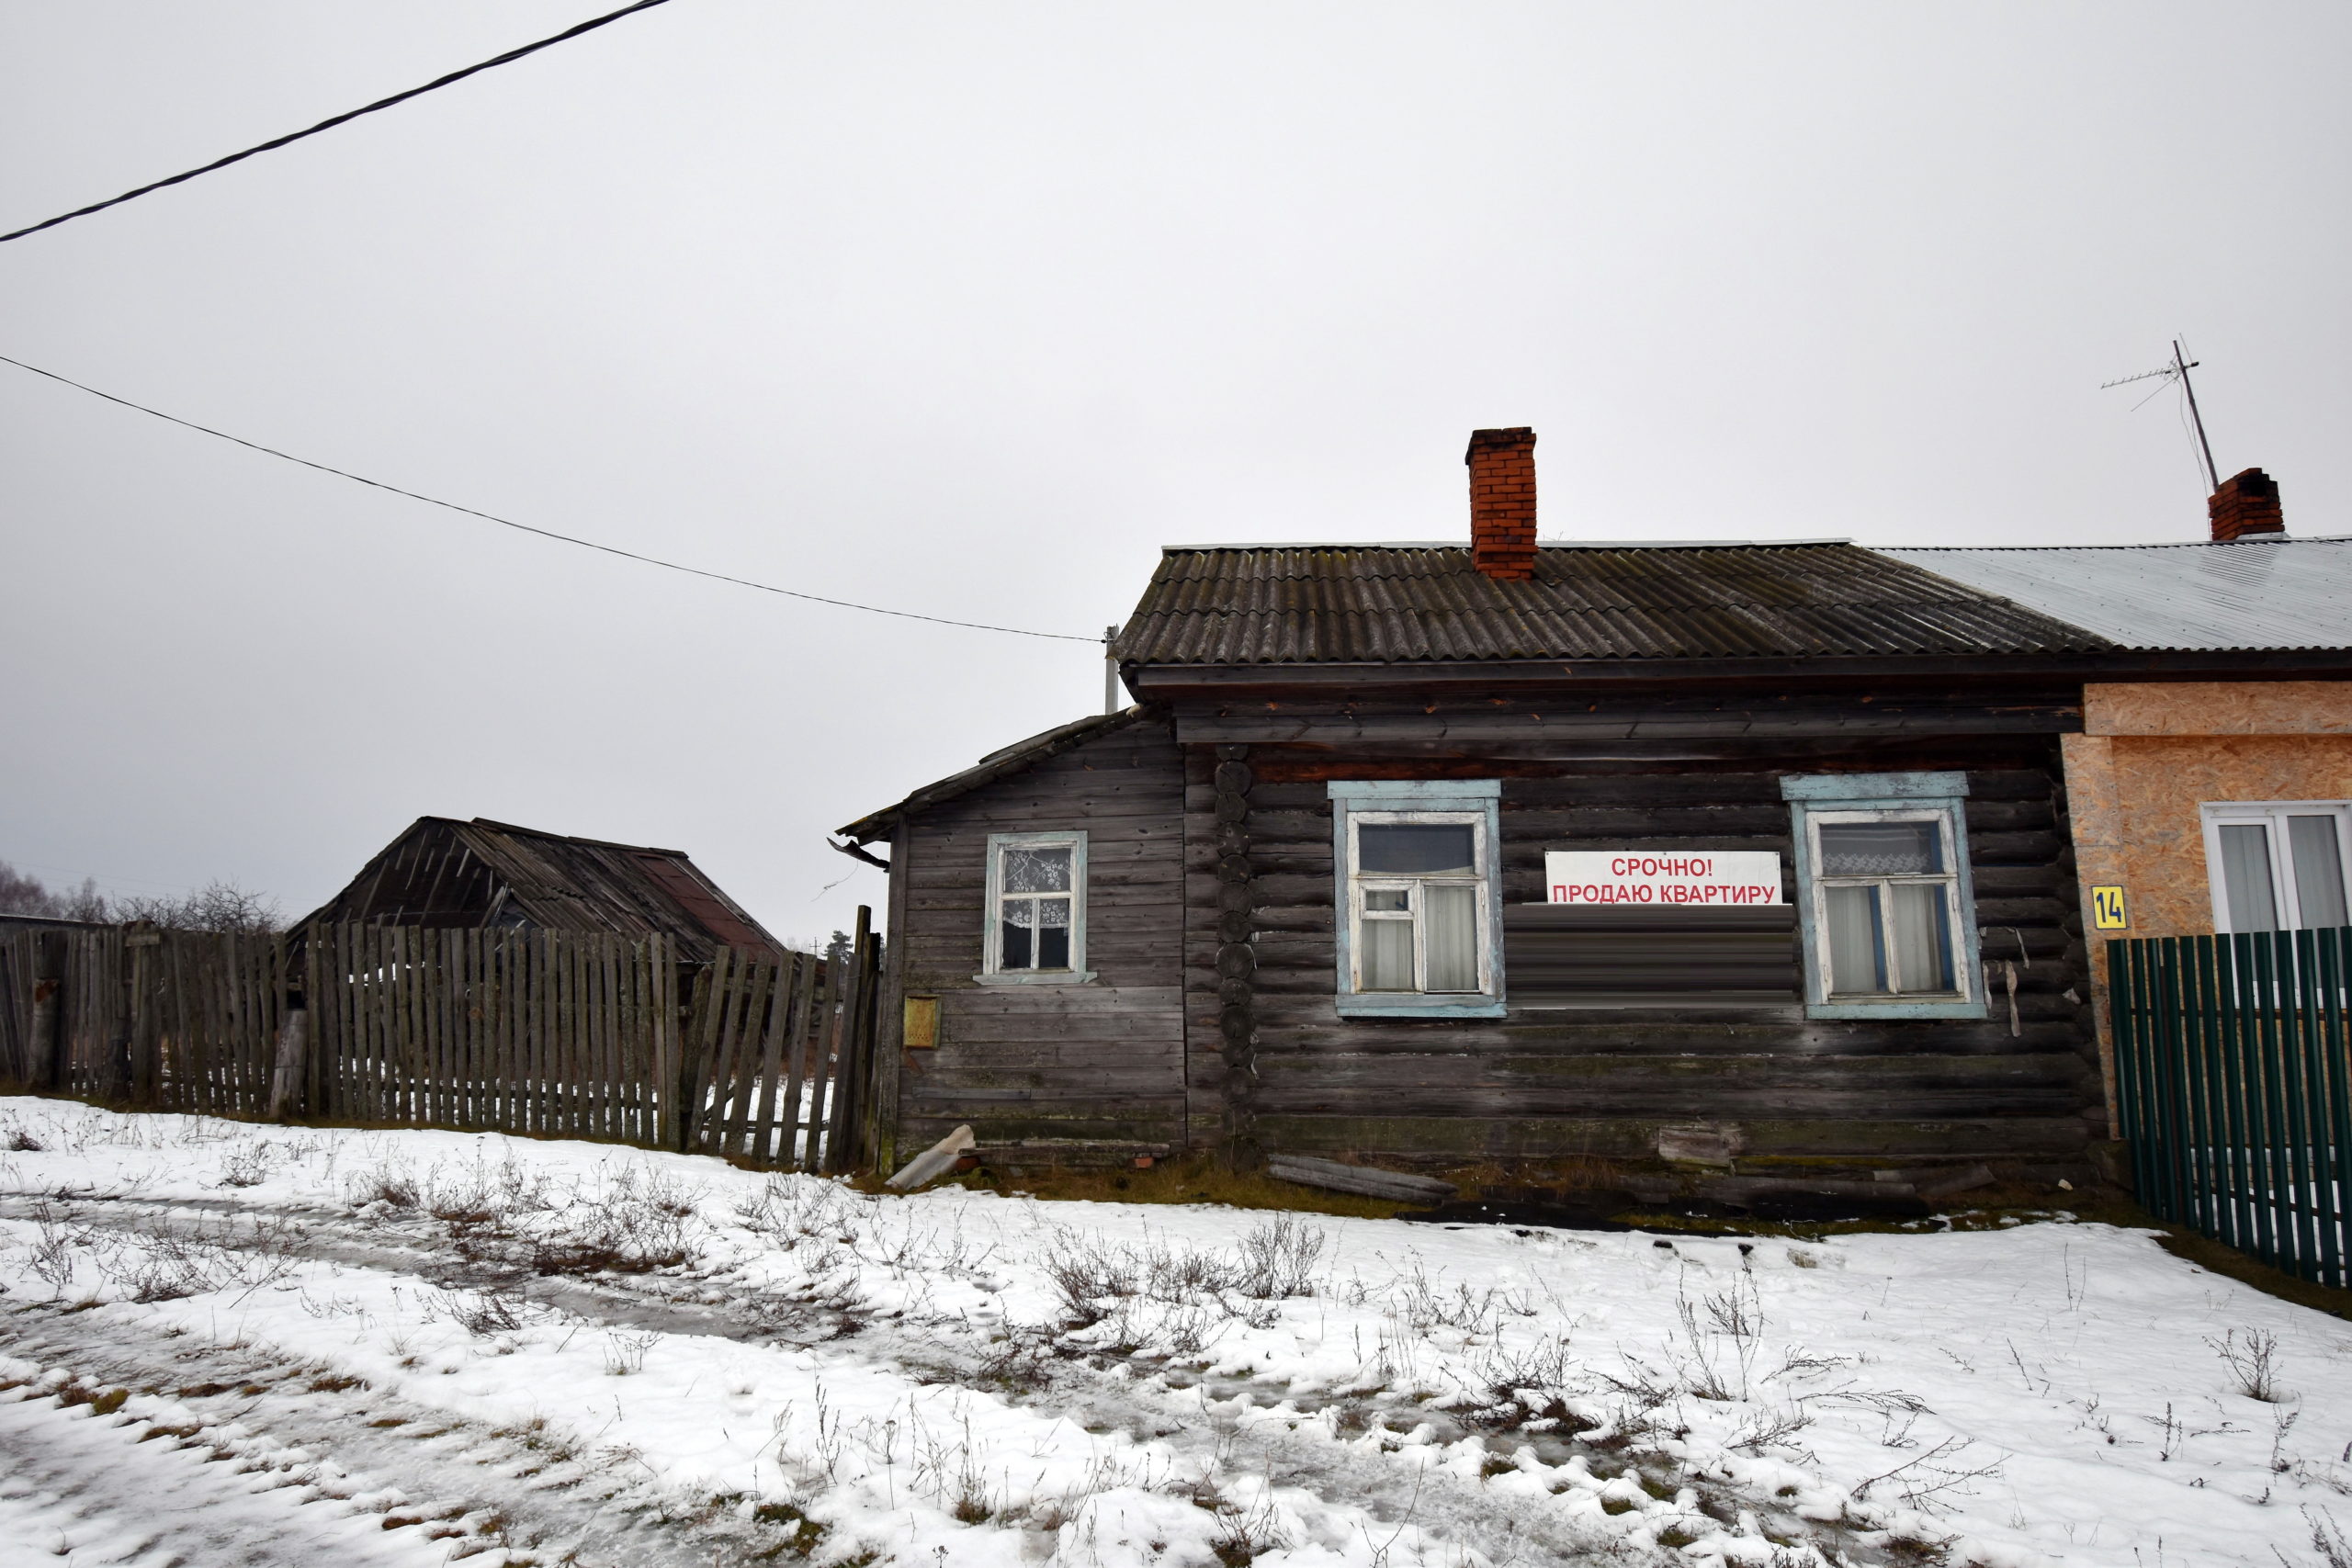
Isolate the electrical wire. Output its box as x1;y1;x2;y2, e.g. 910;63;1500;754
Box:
0;352;1102;643
0;0;679;245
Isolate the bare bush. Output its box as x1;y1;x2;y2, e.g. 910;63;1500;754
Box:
602;1329;661;1376
442;1290;533;1337
1463;1336;1594;1435
1390;1259;1511;1337
1233;1215;1326;1299
351;1163;419;1209
2213;1327;2291;1404
1042;1236;1139;1327
113;879;281;935
1209;1493;1292;1566
526;1170;699;1276
1673;1279;1766;1402
216;1146;273;1188
1729;1402;1815;1456
1850;1434;2006;1516
1039;1217;1328;1335
26;1206;85;1294
90;1221;301;1303
735;1177;858;1249
2303;1506;2352;1568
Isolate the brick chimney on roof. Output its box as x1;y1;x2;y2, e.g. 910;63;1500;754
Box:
2209;468;2284;542
1467;426;1537;580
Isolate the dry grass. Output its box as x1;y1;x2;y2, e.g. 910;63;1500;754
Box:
2145;1218;2352;1323
917;1155;1413;1219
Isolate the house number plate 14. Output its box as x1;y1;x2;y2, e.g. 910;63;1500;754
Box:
1545;851;1785;908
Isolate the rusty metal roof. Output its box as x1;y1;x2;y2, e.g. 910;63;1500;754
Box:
1881;536;2352;652
299;817;785;961
1113;543;2115;665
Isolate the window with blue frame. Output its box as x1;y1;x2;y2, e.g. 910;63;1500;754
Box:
1781;773;1984;1020
1329;782;1505;1018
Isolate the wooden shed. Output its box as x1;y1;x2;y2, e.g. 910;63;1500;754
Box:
299;817;784;963
839;428;2290;1179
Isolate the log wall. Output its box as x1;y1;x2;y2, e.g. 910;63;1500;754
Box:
1173;682;2101;1167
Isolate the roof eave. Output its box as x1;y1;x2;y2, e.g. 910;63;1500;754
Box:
1126;647;2352;694
836;707;1156;844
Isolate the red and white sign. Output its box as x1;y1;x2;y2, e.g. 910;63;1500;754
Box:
1545;851;1783;907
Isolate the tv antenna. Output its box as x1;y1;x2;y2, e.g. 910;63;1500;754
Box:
2102;337;2219;491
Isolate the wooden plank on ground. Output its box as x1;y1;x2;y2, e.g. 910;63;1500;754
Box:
1265;1155;1458;1204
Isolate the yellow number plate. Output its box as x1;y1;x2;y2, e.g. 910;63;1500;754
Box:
2090;885;2129;931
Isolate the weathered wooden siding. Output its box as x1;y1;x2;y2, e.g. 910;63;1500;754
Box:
889;715;1188;1157
1175;683;2100;1167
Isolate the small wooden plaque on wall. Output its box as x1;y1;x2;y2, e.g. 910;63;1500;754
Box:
903;996;940;1049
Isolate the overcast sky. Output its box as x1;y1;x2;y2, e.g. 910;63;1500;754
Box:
2;1;2346;944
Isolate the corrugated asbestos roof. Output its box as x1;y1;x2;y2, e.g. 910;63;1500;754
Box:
1881;536;2352;652
1112;544;2116;665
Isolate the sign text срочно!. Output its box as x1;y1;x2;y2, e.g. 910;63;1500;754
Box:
1544;851;1784;907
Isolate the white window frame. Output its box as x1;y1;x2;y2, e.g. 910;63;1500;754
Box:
1781;772;1985;1021
1328;781;1505;1019
1347;811;1492;996
2200;801;2352;933
1801;807;1973;1005
976;830;1094;985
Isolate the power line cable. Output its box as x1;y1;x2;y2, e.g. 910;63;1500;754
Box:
0;352;1101;643
0;0;679;245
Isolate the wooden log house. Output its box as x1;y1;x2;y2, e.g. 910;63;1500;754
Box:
835;429;2341;1178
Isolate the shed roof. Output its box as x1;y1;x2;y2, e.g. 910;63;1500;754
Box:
1878;536;2352;652
1112;543;2116;666
835;709;1149;844
300;817;783;961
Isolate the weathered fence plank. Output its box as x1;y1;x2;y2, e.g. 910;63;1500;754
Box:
0;917;884;1173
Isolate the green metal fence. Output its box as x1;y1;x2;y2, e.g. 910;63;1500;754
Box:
2109;927;2352;1288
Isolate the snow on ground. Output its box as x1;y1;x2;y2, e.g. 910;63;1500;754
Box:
0;1100;2347;1568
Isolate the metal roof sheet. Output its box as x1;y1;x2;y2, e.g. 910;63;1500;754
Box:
1879;536;2352;652
299;817;786;961
1114;543;2113;665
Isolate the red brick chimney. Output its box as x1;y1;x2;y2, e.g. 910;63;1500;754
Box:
1467;426;1537;580
2209;468;2284;542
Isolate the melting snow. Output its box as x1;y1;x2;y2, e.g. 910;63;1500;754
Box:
0;1098;2347;1567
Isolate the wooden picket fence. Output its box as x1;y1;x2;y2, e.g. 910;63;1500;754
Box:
2109;926;2351;1289
0;917;885;1172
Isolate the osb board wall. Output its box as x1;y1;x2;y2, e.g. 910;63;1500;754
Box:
2064;687;2352;1133
2065;731;2351;941
2084;681;2352;738
2066;685;2352;942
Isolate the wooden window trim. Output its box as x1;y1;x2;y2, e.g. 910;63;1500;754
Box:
1782;773;1986;1021
1328;781;1505;1019
976;830;1095;986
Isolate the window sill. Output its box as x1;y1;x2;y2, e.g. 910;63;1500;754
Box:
1804;998;1986;1020
972;970;1098;987
1336;996;1508;1019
